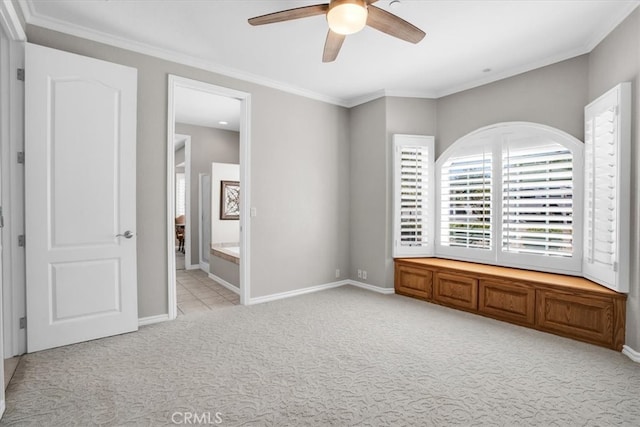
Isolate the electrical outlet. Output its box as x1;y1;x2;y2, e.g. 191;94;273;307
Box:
362;270;367;280
357;269;362;278
335;269;340;278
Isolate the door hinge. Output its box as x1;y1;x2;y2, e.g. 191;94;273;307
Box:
0;206;3;228
17;151;24;164
19;317;26;329
17;68;24;81
18;234;25;247
613;261;618;272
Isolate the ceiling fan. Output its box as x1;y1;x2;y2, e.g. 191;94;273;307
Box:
248;0;426;62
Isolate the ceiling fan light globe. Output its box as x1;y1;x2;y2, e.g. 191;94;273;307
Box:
327;1;368;35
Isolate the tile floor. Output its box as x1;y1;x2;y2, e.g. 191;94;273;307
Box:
176;268;240;315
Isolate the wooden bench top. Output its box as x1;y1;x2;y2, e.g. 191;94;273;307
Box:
395;257;624;297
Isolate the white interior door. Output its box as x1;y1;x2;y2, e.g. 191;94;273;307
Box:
25;43;138;352
200;173;211;266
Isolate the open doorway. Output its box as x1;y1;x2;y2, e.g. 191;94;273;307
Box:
167;76;251;318
174;134;189;271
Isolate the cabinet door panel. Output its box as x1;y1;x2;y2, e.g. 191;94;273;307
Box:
395;265;433;300
537;290;613;346
479;280;535;326
434;272;477;310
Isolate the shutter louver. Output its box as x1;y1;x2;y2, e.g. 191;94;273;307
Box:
585;109;617;268
393;135;434;258
502;143;574;257
399;147;429;247
583;82;631;292
440;151;492;250
176;173;186;216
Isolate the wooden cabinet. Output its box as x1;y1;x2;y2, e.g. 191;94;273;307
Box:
394;258;626;351
434;272;477;310
536;290;616;348
395;264;433;300
479;279;535;326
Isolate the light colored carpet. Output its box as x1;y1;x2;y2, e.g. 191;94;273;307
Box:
2;285;639;426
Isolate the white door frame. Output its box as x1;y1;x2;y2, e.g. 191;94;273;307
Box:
0;0;25;416
0;1;26;363
167;75;251;318
174;134;193;270
198;172;210;272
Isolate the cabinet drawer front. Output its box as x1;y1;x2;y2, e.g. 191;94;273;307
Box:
434;272;478;310
537;290;614;346
395;265;433;299
479;280;535;326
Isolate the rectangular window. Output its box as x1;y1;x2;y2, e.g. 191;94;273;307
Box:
440;150;492;250
502;142;574;257
393;135;434;258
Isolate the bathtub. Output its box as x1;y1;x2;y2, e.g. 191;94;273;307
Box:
210;243;240;288
211;244;240;264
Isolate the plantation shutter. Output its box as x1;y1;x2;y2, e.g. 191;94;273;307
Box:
176;173;186;216
439;149;492;250
583;82;631;292
502;142;574;257
393;135;434;257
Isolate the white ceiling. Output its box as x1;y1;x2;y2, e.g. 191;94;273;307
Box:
20;0;640;107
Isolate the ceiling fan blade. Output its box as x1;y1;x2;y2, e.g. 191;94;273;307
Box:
366;5;426;44
248;4;329;26
323;30;346;63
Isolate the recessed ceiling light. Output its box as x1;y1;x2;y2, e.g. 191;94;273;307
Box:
389;0;401;10
219;121;228;125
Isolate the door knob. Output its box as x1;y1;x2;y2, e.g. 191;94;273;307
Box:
116;230;134;239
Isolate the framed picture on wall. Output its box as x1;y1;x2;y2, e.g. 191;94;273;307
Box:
220;180;240;220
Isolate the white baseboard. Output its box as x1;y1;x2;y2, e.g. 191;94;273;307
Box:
348;280;395;294
622;345;640;363
186;264;200;270
208;273;240;295
138;314;171;327
248;280;348;305
199;261;209;272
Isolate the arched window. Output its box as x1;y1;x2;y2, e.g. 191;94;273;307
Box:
435;122;583;275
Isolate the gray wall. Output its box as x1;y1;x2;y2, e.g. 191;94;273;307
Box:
26;25;350;315
174;123;239;264
348;97;437;288
24;9;640;351
588;8;640;350
349;98;386;287
175;146;184;166
436;55;589;156
347;57;589;290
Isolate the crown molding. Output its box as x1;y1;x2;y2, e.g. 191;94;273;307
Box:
0;0;26;41
20;0;350;107
582;1;639;52
344;89;439;108
434;2;639;99
18;0;640;108
433;46;590;99
344;89;386;108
